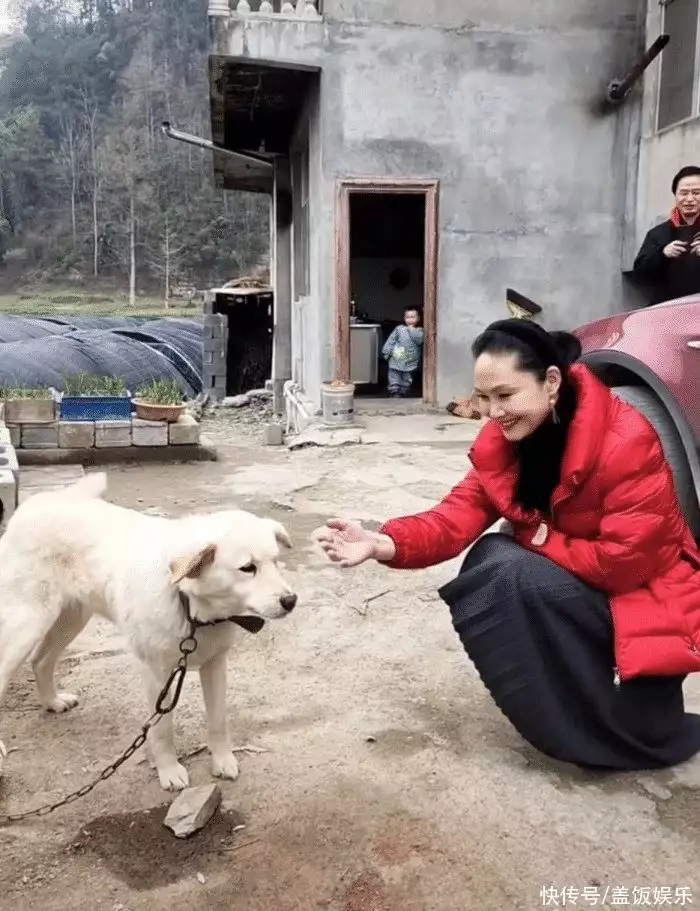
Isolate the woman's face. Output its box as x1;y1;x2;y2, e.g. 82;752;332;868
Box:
473;351;561;442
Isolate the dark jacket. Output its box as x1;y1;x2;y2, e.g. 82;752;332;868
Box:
633;219;700;304
379;365;700;682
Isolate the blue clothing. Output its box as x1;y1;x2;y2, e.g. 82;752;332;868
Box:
382;324;424;373
388;368;414;395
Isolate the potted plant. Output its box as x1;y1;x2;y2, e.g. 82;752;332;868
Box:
0;386;55;424
132;379;186;423
59;373;132;422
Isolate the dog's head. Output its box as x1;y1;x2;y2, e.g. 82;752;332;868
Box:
169;513;296;624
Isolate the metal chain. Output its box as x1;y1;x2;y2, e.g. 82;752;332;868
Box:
0;631;200;826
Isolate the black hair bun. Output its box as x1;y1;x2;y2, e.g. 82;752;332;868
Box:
549;330;582;366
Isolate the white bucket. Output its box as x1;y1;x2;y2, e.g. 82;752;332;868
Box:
321;381;355;426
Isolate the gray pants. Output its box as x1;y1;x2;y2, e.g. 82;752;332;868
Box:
388;368;415;395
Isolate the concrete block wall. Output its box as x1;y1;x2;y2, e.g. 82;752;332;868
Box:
0;408;20;529
8;415;201;452
202;310;229;402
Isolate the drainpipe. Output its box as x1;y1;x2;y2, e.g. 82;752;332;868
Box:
160;121;273;169
605;34;670;105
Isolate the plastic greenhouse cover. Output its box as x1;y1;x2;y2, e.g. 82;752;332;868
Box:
37;316;150;331
0;331;197;396
0;314;74;342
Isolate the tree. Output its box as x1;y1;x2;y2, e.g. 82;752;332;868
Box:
0;0;270;290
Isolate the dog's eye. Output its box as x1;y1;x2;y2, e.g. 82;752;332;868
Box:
240;563;257;575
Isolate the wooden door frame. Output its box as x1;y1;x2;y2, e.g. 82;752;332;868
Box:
334;178;439;404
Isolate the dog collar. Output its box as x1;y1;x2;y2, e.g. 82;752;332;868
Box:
178;591;265;634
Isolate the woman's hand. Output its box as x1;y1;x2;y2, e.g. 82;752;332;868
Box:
315;518;396;568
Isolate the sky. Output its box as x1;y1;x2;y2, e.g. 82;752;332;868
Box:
0;1;14;33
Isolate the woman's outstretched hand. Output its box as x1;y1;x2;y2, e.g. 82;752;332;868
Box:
315;518;396;568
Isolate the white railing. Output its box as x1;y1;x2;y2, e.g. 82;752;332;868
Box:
209;0;321;17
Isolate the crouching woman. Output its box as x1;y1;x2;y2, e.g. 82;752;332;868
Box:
316;318;700;770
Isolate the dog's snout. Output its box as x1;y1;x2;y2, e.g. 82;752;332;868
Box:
280;593;297;613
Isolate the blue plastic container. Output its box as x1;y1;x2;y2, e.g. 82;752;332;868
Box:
59;395;133;422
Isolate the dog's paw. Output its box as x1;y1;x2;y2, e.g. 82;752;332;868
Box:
211;751;240;781
45;692;80;713
158;762;189;791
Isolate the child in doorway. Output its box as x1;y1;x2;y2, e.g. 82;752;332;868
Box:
382;308;424;397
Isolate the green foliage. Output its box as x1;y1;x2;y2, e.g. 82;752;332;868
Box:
62;372;127;396
135;378;184;405
0;0;269;287
0;386;52;399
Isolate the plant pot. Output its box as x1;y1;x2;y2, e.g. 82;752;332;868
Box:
3;398;55;424
60;395;133;422
132;399;186;423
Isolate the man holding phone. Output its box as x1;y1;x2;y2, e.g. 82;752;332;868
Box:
633;165;700;305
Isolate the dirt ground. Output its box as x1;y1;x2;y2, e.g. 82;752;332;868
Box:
2;413;700;911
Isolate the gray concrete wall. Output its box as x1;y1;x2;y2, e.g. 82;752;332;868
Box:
635;0;700;258
318;9;644;404
211;1;645;406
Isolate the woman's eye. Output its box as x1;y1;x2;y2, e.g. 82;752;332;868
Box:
240;563;257;575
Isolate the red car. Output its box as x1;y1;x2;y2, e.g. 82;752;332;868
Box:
574;295;700;541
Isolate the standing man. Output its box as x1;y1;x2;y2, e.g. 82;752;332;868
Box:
633;165;700;304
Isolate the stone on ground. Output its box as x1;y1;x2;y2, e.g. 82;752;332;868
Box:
163;783;222;838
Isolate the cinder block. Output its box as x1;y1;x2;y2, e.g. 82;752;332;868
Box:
262;423;284;446
21;422;59;449
203;338;226;354
0;444;20;482
0;468;16;526
0;424;10;447
6;424;19;447
59;421;95;449
168;414;200;446
132;417;167;447
95;420;132;448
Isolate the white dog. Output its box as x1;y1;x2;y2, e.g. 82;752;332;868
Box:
0;472;297;791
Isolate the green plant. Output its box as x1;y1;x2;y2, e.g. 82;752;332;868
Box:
135;379;184;405
62;372;127;397
0;386;52;400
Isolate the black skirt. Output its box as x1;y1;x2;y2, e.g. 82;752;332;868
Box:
438;533;700;771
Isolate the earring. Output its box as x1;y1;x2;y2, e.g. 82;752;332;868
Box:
550;396;560;425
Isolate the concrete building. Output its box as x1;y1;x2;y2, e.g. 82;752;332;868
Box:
206;1;647;410
636;0;700;246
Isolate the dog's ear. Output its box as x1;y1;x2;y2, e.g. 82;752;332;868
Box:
268;519;292;549
170;543;217;584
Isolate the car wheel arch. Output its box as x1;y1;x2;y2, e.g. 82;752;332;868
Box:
579;351;700;541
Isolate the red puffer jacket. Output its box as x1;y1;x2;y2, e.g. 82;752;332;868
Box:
379;364;700;681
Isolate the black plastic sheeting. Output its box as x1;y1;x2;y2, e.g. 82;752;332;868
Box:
37;316;150;331
0;316;203;396
0;314;74;342
113;319;203;394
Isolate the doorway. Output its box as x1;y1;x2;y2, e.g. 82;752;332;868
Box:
334;179;439;403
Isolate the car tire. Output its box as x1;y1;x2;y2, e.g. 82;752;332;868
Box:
611;385;700;540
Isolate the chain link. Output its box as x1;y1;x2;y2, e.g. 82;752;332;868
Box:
0;631;198;826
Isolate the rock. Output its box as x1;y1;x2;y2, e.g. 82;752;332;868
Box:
287;425;363;450
222;394;250;408
639;778;673;801
247;388;273;401
163;783;222;838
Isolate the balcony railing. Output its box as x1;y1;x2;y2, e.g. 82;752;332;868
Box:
209;0;322;17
